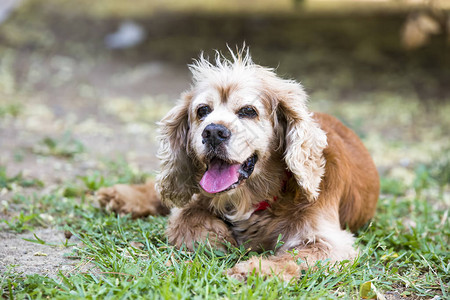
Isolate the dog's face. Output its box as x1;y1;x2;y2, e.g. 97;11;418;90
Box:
156;50;328;210
188;79;275;195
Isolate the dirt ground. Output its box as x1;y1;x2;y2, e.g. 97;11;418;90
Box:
0;228;88;277
0;0;449;279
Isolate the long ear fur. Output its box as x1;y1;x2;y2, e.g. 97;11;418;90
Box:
262;73;327;201
155;92;199;206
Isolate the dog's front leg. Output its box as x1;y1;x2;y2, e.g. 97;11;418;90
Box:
227;220;357;281
166;199;236;251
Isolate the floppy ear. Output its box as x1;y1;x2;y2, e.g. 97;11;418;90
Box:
264;75;328;201
155;92;199;207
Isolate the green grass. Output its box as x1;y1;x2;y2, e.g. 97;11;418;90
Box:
0;103;22;118
0;167;44;191
32;132;85;159
0;159;448;299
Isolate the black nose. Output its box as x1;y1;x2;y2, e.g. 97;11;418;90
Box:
202;123;231;148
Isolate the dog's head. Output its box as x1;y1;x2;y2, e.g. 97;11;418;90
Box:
156;49;327;210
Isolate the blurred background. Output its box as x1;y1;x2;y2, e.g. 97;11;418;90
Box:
0;0;449;195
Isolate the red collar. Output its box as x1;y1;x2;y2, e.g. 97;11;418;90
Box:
253;171;292;213
254;200;271;212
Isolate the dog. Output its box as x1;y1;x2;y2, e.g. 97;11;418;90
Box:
97;49;379;281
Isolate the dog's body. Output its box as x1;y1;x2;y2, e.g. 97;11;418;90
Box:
98;50;379;281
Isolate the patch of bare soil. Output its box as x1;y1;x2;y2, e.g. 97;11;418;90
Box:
0;228;89;278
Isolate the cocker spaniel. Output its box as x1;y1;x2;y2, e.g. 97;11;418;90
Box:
98;49;379;281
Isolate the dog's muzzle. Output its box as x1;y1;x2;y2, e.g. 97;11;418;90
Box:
199;123;258;194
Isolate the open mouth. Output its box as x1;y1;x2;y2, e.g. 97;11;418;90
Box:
199;154;258;194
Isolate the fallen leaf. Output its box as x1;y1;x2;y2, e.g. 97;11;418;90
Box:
360;281;375;299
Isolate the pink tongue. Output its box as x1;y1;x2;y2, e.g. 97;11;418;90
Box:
200;159;241;194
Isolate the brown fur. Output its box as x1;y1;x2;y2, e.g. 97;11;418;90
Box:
217;83;238;104
97;179;169;218
97;51;379;281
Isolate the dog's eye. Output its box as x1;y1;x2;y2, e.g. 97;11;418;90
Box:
197;105;212;120
238;106;258;119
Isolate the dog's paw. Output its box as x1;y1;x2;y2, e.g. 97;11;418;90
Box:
226;257;299;282
167;208;237;252
226;262;251;282
96;184;161;218
97;186;127;215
